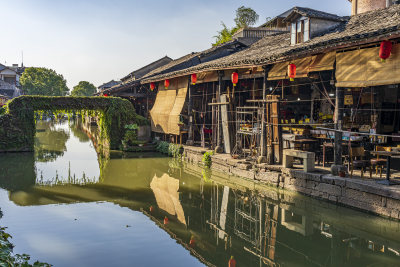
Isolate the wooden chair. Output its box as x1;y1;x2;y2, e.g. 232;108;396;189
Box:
370;146;391;178
349;147;370;178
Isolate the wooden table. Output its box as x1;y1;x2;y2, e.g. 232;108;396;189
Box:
322;141;361;167
370;151;400;186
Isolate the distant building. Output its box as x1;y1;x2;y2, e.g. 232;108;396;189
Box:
98;80;121;93
0;63;24;99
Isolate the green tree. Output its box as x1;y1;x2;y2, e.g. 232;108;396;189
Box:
213;22;239;46
20;67;69;96
234;6;259;28
212;6;259;46
71;81;97;96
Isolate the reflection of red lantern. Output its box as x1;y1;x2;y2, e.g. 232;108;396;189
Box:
379;40;392;62
164;79;170;89
229;256;236;267
231;72;239;86
103;94;109;97
163;216;169;225
189;236;196;247
288;64;296;81
150;82;156;91
191;74;197;85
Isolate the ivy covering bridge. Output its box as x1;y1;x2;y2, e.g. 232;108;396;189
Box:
0;96;141;152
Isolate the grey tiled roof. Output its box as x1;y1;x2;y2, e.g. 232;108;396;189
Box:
141;4;400;83
283;6;347;22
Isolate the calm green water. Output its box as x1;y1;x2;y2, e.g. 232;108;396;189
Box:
1;121;400;267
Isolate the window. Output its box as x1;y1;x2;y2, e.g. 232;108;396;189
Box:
291;19;310;45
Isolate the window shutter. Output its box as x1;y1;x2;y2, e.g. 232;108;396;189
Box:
304;19;310;42
291;23;296;45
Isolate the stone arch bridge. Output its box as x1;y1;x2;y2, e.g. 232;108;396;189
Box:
0;96;138;152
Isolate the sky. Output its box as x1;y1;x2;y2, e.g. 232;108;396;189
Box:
0;0;351;89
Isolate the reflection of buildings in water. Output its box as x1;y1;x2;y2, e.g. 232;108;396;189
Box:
234;191;261;246
281;209;313;237
234;193;279;266
150;174;186;225
219;186;229;240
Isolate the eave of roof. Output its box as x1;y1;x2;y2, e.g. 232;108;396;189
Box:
121;56;173;82
140;4;400;84
283;6;346;23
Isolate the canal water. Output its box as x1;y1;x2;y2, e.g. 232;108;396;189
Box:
1;121;400;267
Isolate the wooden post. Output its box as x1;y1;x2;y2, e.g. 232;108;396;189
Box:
186;78;194;145
215;71;224;153
266;96;274;164
258;67;267;163
334;87;344;166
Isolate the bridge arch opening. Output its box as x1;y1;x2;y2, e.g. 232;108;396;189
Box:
0;96;140;153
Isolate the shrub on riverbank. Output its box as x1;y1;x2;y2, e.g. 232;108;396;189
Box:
156;141;183;158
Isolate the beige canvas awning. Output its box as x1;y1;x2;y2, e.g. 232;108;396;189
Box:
309;51;336;72
268;56;313;80
168;78;188;135
336;44;400;87
150;77;188;134
196;71;218;84
150;83;177;134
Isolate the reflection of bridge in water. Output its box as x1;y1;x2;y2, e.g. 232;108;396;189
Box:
1;155;400;266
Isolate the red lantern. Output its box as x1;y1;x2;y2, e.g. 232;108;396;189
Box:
150;82;156;91
163;216;169;225
228;256;236;267
379;40;392;62
149;206;154;212
103;93;109;97
288;64;296;81
164;79;170;89
191;74;197;85
231;72;239;86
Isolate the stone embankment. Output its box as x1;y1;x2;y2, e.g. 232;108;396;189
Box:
183;146;400;220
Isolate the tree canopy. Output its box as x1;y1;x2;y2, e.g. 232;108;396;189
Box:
234;6;259;28
212;6;259;46
20;67;69;96
71;81;97;96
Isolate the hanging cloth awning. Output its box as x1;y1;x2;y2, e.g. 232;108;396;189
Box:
168;78;188;135
336;44;400;87
267;56;313;80
196;71;219;84
150;83;177;134
150;77;188;134
309;51;336;72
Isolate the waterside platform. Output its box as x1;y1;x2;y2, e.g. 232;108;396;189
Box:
183;146;400;221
